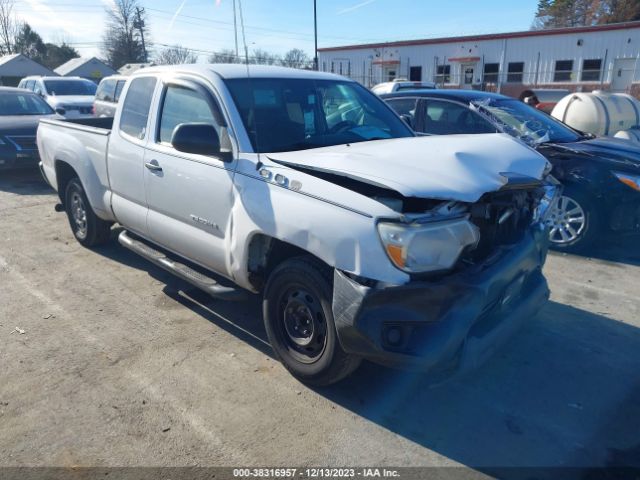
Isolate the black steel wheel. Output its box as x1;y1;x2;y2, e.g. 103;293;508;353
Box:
64;178;112;247
263;256;361;386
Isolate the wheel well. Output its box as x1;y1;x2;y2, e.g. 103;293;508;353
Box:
246;234;329;291
54;161;77;205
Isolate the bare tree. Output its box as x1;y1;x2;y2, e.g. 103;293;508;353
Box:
102;0;149;69
0;0;18;56
252;48;280;65
281;48;310;69
208;48;240;64
156;44;198;65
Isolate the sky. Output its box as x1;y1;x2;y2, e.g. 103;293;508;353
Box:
13;0;540;61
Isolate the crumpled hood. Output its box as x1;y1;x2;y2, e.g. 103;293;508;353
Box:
267;133;547;203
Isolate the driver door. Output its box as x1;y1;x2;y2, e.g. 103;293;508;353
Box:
143;78;237;277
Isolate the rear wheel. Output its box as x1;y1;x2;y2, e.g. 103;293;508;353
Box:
263;257;361;386
546;186;600;253
64;178;112;247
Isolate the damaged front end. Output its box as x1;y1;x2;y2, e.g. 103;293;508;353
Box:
332;174;559;374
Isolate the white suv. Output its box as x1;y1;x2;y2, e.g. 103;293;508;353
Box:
18;76;97;118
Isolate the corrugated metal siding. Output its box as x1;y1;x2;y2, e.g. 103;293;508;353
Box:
319;26;640;92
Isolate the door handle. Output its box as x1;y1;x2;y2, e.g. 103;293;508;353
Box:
145;160;163;172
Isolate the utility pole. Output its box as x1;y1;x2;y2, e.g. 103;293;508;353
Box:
313;0;318;70
134;7;148;63
233;0;239;60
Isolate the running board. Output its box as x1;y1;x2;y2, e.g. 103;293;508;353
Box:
118;231;246;301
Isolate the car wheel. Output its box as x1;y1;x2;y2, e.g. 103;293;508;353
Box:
546;186;600;253
263;256;361;386
64;178;112;247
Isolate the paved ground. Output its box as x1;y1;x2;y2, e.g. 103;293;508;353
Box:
1;169;639;476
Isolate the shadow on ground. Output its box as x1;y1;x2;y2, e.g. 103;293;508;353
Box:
0;168;53;196
91;231;640;478
552;231;640;267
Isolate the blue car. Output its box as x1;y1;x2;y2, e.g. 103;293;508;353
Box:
382;89;640;252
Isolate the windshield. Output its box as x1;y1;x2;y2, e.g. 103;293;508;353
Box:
43;80;97;96
473;98;581;144
0;92;54;115
225;78;414;152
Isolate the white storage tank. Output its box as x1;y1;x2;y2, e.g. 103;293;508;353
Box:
551;91;640;137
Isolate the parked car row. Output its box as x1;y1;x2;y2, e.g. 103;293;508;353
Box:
381;89;640;252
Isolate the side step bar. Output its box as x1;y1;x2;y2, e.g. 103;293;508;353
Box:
118;231;247;301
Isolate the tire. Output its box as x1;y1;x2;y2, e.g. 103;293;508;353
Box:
263;256;361;386
547;185;600;253
64;178;112;247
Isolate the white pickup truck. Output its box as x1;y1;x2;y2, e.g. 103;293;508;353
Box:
37;65;556;385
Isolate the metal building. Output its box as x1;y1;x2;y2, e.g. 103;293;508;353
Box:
318;21;640;98
54;57;117;82
0;54;56;86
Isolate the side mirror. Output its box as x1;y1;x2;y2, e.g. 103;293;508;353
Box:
171;123;232;161
55;107;66;116
400;114;414;129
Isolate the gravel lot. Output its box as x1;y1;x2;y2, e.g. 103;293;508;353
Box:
1;169;639;475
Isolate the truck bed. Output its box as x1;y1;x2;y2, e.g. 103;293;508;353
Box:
42;116;114;132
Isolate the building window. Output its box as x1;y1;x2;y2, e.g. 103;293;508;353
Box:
409;66;422;81
507;62;524;83
581;59;602;82
483;63;500;83
435;65;451;84
554;60;574;82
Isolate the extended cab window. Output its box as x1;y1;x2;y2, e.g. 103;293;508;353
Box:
96;79;116;102
158;84;221;145
119;77;157;140
422;99;496;135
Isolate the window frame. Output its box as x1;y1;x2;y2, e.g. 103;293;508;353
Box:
152;78;230;161
483;63;500;84
507;62;525;83
434;65;451;84
415;97;497;135
118;76;159;144
581;58;602;82
554;60;574;82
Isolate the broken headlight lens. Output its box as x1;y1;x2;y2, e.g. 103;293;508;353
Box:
378;218;480;273
534;175;562;223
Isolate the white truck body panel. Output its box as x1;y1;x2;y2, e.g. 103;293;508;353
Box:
37;64;550;290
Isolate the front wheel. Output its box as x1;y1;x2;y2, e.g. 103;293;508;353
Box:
64;178;112;247
263;257;361;386
546;186;600;253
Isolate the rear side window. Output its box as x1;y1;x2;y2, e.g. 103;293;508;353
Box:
119;77;157;140
422;99;497;135
158;84;220;144
96;79;116;102
114;80;126;102
386;97;418;116
25;80;35;91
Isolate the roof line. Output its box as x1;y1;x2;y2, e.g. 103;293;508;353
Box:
318;21;640;52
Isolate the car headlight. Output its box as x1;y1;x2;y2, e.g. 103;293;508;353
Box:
378;218;480;273
534;175;563;223
613;171;640;192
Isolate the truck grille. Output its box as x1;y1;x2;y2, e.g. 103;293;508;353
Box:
464;188;543;263
7;135;37;151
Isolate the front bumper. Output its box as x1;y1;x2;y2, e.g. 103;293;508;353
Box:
332;225;550;373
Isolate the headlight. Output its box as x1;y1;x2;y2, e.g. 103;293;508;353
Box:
535;175;563;223
378;218;480;273
613;172;640;192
